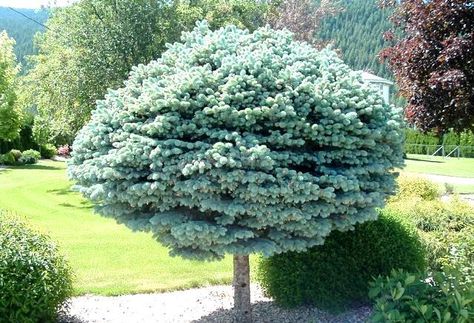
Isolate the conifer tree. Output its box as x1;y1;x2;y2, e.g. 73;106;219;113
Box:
69;21;404;321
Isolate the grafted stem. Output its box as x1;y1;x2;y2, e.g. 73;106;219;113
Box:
233;255;252;322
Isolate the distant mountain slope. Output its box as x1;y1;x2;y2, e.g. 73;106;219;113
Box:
1;2;392;78
318;0;393;79
0;7;48;71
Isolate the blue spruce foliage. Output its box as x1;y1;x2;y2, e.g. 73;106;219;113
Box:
69;21;404;260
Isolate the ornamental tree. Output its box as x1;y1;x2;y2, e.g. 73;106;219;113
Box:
69;21;404;321
380;0;474;133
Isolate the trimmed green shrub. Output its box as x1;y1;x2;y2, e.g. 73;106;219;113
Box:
0;151;15;165
257;209;426;312
369;269;473;323
390;175;440;202
0;211;73;323
19;149;41;164
40;143;57;159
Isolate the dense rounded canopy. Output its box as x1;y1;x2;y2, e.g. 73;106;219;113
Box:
69;21;404;260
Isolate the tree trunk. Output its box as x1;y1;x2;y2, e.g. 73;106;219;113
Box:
233;255;252;322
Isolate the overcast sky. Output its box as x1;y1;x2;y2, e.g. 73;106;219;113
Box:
0;0;74;8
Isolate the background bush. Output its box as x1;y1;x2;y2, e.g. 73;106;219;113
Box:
9;149;22;161
387;197;474;272
0;151;16;165
257;209;426;312
404;128;474;157
0;211;73;323
40;143;57;159
404;128;439;155
391;175;440;202
0;119;39;154
18;149;41;164
57;144;70;157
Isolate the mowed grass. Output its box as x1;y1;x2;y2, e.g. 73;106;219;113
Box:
0;160;241;296
403;154;474;178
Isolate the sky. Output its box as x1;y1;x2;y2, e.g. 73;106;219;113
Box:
0;0;74;8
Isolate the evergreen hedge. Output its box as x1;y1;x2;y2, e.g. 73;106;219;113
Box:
404;128;474;157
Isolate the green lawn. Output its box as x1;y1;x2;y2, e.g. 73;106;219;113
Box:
0;160;240;296
403;154;474;178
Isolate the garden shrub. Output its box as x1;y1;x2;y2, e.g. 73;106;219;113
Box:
0;151;15;165
57;144;70;157
40;143;58;158
387;197;474;271
388;196;474;232
257;209;426;312
18;149;41;164
9;149;22;161
422;226;474;273
369;269;473;322
0;210;73;323
390;175;439;202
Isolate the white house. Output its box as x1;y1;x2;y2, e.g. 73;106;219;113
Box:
360;71;393;105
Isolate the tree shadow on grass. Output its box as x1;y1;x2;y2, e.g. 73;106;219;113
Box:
405;157;443;163
47;187;74;196
59;202;93;210
10;164;63;170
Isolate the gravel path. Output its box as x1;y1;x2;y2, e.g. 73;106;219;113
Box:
420;174;474;185
59;284;372;323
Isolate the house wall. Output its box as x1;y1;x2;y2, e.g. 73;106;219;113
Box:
368;82;390;105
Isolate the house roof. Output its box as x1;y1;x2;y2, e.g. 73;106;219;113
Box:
360;71;394;85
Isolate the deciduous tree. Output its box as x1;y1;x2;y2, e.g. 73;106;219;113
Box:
23;0;270;144
0;31;21;141
380;0;474;133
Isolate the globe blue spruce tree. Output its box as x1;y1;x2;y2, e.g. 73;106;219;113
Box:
69;21;404;322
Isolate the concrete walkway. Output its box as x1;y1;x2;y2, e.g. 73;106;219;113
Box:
420;174;474;185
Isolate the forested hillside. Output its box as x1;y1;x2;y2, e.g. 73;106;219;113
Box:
0;7;48;71
1;2;392;77
318;0;393;79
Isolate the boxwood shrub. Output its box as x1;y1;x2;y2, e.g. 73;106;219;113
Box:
9;149;22;161
257;209;426;312
0;211;73;323
40;144;58;159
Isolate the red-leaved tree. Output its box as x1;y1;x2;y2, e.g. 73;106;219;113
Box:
380;0;474;133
